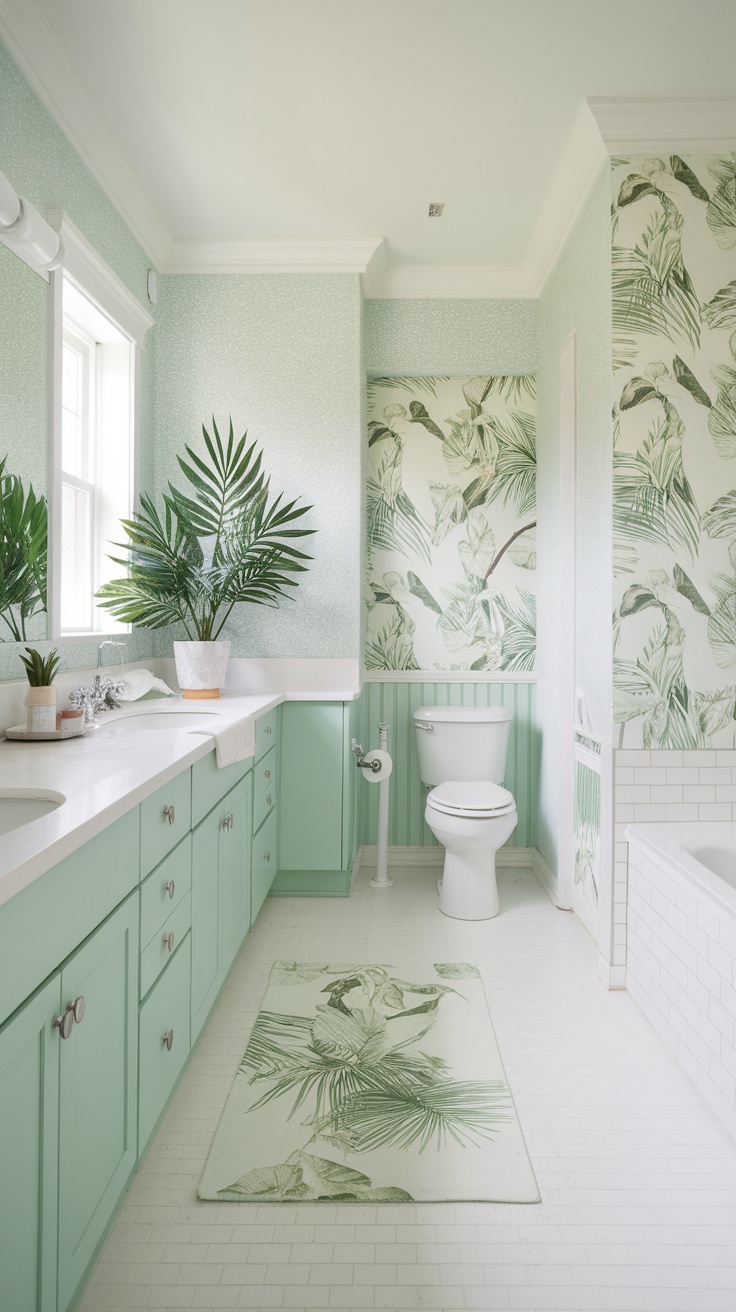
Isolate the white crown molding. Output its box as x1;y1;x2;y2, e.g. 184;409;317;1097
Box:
525;103;608;296
162;236;385;277
588;96;736;153
47;209;154;344
0;0;172;267
365;261;534;300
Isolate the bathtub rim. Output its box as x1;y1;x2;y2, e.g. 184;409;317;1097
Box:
626;822;736;919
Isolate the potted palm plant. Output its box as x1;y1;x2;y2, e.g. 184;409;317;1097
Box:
96;418;314;697
0;455;48;641
20;646;61;733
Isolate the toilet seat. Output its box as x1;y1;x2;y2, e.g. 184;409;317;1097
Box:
427;780;516;818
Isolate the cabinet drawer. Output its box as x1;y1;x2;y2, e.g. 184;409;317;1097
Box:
252;807;278;923
140;770;192;876
255;707;279;761
253;744;277;798
140;893;191;998
191;751;251;829
138;938;191;1153
253;778;276;834
140;835;192;948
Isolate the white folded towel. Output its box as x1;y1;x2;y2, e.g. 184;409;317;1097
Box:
211;716;256;769
118;669;176;700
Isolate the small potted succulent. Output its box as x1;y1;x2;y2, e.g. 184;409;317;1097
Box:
20;646;62;733
96;418;314;697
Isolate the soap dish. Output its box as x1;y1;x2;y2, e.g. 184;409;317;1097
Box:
5;723;85;742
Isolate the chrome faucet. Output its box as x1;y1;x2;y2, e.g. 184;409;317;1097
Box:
69;673;126;728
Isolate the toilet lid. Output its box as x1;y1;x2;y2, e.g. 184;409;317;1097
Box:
428;780;515;817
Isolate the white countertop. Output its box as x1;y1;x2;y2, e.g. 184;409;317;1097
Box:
0;692;292;908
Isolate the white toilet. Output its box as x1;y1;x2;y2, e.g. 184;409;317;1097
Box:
413;706;517;920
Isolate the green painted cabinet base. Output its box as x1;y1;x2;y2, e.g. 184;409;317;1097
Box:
58;893;139;1312
270;868;353;897
0;974;60;1312
139;938;191;1153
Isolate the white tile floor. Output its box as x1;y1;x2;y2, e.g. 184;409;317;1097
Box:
79;864;736;1312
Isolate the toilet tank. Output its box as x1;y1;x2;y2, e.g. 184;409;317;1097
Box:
413;706;513;785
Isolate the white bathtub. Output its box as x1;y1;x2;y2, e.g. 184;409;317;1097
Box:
625;823;736;1141
627;822;736;916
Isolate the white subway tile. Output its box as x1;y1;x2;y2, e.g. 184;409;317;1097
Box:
665;803;700;822
665;768;700;784
699;767;733;784
684;786;716;803
614;767;634;785
650;786;683;803
633;768;667;785
696;903;721;941
716;750;736;766
687;750;718;766
633;803;668;821
651;750;683;766
616;749;650;766
698;803;733;822
617;785;651;804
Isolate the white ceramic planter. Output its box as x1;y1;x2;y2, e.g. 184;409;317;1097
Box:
26;684;57;733
173;640;230;699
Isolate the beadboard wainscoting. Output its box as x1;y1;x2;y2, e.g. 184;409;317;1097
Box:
359;678;538;849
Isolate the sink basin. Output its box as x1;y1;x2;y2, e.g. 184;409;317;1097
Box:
104;711;219;733
0;790;65;837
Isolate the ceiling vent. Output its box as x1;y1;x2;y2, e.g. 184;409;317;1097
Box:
428;202;444;218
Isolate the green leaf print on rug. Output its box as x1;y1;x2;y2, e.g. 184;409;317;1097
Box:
200;962;540;1204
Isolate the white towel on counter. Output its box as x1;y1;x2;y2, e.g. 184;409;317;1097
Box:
210;715;256;769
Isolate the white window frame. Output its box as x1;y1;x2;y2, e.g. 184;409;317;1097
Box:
47;210;154;641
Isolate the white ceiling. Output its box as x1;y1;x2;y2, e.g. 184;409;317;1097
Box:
5;0;736;290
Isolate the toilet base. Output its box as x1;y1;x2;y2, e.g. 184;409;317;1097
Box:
437;851;500;920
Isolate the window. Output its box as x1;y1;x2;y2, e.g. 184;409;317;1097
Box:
49;212;153;640
55;277;136;635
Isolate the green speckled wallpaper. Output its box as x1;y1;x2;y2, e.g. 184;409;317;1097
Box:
151;273;364;658
0;41;157;680
365;299;538;375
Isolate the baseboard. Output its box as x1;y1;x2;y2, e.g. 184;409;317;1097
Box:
269;868;352;897
531;849;558;905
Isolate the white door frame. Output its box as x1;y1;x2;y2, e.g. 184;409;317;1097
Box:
556;332;577;910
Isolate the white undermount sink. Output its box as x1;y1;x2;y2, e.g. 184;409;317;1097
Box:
0;790;65;837
103;711;220;732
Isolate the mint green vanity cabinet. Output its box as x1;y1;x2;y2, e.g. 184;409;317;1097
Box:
0;808;140;1030
190;772;253;1042
0;974;60;1312
140;835;192;949
252;805;278;922
255;705;279;760
140;769;192;876
274;700;358;895
138;937;191;1153
57;892;139;1312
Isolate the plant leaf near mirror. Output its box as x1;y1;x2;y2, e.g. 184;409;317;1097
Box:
96;417;315;640
0;455;48;642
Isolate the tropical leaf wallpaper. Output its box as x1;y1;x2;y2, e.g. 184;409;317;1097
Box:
612;153;736;748
573;759;600;940
365;376;537;672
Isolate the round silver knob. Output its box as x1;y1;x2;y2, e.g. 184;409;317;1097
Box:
228;814;234;829
162;930;175;952
164;879;175;899
162;1029;174;1051
264;769;271;780
266;795;272;808
53;1008;73;1040
71;995;85;1024
263;851;271;863
163;804;176;825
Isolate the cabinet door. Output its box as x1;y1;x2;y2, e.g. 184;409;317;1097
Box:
190;803;223;1042
279;702;343;870
219;774;252;970
57;894;139;1312
0;975;60;1312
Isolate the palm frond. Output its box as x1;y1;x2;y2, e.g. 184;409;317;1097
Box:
366;376;450;406
486;412;536;519
612;208;701;350
494;588;536;673
331;1080;511;1153
0;456;48;641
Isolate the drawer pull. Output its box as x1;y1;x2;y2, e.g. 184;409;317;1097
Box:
162;930;175;953
265;724;272;736
163;804;176;826
221;814;233;832
53;1006;74;1040
263;851;271;863
71;995;85;1025
162;1029;174;1051
164;879;176;899
264;769;271;780
266;795;272;808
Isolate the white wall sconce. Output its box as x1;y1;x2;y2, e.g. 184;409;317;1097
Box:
0;166;64;278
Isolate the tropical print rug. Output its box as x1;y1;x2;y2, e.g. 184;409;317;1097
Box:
199;961;539;1203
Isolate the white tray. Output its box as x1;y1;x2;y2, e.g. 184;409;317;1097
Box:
4;723;85;742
